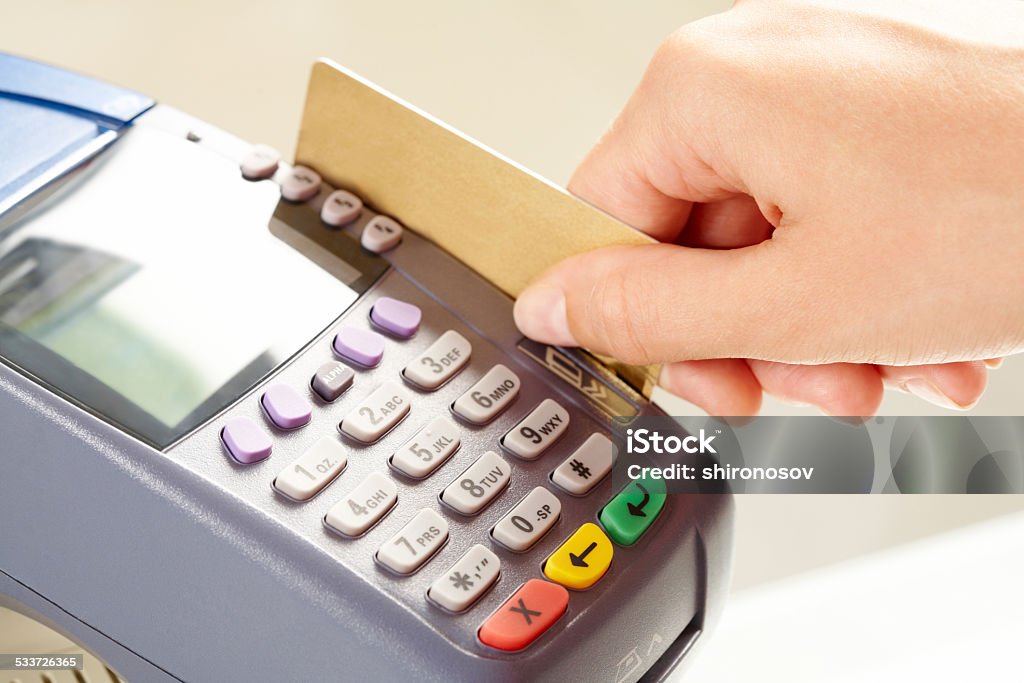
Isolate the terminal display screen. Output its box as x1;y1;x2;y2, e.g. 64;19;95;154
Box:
0;125;380;448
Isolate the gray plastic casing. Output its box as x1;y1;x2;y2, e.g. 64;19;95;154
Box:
0;105;733;683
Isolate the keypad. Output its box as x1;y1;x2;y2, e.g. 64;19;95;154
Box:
491;486;561;552
261;384;312;430
428;544;500;613
376;508;449;574
340;381;411;443
206;172;660;650
551;433;615;495
452;364;521;424
221;416;272;464
502;399;569;460
333;326;386;368
324;472;397;537
390;416;461;479
478;579;568;651
441;451;512;515
402;330;471;390
273;436;347;501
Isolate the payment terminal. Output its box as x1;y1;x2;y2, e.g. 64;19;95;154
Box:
0;53;733;682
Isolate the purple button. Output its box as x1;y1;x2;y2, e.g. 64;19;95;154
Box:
261;384;312;430
370;297;422;338
222;416;272;464
333;326;386;367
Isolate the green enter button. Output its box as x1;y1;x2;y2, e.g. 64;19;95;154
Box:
599;476;667;546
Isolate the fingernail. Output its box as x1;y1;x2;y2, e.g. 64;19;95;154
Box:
984;358;1004;369
514;284;577;346
904;379;973;411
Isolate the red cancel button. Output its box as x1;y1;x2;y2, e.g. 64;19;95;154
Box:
478;579;569;651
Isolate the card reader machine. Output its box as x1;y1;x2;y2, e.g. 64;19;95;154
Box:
0;54;733;682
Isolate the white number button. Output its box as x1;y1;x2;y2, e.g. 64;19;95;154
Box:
324;471;398;537
281;165;321;202
402;330;472;390
441;451;511;515
376;508;449;574
340;381;411;443
390;416;461;479
451;364;520;424
361;215;403;253
551;433;616;495
491;486;562;551
502;399;570;460
273;436;348;501
428;544;500;613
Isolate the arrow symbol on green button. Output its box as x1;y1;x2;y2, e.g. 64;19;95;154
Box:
569;541;598;567
626;483;650;517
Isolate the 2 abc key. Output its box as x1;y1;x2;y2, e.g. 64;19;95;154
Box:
340;381;411;443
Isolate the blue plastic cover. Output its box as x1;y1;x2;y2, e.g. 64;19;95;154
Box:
0;53;154;207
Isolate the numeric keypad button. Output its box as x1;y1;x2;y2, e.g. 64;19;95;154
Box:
451;364;520;424
428;544;500;613
376;509;449;574
491;487;561;552
390;416;461;478
502;399;569;460
340;381;411;443
551;433;615;495
324;472;398;537
273;436;348;501
403;330;472;390
441;451;511;515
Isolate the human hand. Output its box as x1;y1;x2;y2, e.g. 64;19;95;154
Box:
514;0;1024;415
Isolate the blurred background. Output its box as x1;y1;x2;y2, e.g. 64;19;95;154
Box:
3;1;1023;680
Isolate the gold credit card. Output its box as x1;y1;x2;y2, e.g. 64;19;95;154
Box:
295;59;658;396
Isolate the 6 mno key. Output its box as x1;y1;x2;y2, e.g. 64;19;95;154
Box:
452;365;520;424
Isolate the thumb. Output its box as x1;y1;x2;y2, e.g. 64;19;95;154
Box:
513;242;800;365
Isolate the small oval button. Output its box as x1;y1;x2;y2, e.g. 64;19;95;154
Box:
280;165;321;202
261;384;312;430
221;416;272;464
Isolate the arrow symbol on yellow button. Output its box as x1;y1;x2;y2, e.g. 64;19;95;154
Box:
569;541;598;567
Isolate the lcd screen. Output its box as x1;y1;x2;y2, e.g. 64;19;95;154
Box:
0;123;379;447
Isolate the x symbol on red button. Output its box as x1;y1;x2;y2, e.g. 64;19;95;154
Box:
509;598;542;625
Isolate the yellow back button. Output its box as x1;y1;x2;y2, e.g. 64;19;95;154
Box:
543;522;614;590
